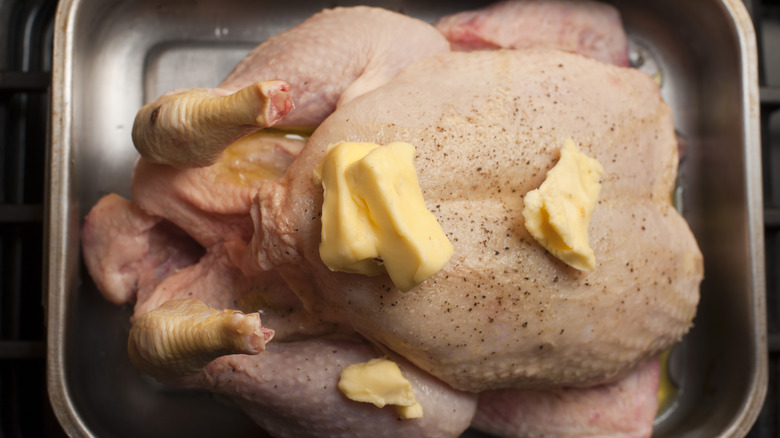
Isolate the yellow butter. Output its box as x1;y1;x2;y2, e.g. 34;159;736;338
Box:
314;142;384;276
217;130;308;186
314;141;453;292
522;138;604;271
396;401;424;419
338;358;423;419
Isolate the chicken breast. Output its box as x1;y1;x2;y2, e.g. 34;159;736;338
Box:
251;48;703;392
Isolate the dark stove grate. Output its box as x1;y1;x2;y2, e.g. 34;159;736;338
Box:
0;0;64;436
749;0;780;436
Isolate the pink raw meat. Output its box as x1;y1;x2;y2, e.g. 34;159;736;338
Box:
219;6;450;128
179;335;478;438
471;359;660;437
131;132;304;250
435;0;630;66
81;193;203;305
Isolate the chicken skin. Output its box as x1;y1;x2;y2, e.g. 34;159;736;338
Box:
250;49;703;392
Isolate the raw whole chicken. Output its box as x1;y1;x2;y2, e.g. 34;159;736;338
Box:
80;2;703;437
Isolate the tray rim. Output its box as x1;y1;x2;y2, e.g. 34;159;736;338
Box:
44;0;768;436
721;0;768;435
47;0;86;435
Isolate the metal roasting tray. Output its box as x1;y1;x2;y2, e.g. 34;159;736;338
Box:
46;0;767;436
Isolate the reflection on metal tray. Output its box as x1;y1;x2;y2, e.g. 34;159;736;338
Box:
47;0;766;436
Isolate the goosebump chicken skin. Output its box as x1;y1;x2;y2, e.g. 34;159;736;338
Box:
250;48;703;392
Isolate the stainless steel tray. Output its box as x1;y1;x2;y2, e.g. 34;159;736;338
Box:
46;0;767;436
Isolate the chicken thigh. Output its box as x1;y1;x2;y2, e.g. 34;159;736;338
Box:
131;6;450;168
435;0;630;66
179;335;478;438
220;6;451;127
472;358;660;437
81;193;204;306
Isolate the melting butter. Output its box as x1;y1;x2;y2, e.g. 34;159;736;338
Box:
522;138;604;271
338;358;423;419
216;130;307;186
314;141;453;292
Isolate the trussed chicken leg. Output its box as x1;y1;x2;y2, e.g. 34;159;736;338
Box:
127;298;274;381
132;80;293;168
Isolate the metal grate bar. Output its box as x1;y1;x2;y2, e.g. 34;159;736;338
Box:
763;87;780;107
0;71;49;91
750;0;780;436
0;341;45;359
0;204;43;223
0;0;62;437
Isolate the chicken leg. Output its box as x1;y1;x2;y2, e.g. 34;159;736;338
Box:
127;298;274;381
132;80;293;168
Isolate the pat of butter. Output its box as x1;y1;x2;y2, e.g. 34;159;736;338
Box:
338;358;423;419
522;138;604;271
313;142;385;276
314;141;453;292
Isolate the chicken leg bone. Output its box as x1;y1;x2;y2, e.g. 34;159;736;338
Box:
127;298;274;381
132;80;294;169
